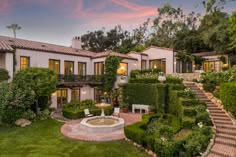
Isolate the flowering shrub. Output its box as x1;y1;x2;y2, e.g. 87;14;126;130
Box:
0;82;35;124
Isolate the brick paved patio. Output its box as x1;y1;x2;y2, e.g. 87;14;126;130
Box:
60;113;142;142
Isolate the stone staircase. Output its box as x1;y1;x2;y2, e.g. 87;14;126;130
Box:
184;82;236;157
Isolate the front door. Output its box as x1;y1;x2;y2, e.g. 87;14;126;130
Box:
57;89;67;108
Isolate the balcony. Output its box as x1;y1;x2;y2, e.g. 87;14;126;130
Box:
58;74;105;86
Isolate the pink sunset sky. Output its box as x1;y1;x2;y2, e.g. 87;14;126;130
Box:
0;0;235;46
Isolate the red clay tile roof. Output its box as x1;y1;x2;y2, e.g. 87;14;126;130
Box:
192;52;225;57
0;36;136;60
142;46;174;52
0;36;96;57
128;51;148;56
93;51;137;60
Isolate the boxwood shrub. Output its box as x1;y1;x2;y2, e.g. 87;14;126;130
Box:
182;116;195;129
220;82;236;117
183;106;197;117
62;99;113;119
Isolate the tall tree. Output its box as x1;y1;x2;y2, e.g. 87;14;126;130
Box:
198;11;229;53
81;20;149;54
227;12;236;50
202;0;236;13
147;4;200;49
6;24;21;38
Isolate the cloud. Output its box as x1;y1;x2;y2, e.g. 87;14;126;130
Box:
70;0;157;28
0;0;9;13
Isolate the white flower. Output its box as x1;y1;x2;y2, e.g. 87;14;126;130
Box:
160;137;166;141
198;122;203;128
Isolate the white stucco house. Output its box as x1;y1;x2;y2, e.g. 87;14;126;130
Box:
0;36;196;109
192;52;229;72
0;36;138;108
128;46;194;74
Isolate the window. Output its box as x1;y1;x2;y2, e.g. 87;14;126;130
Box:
149;59;166;73
141;60;147;70
78;62;86;75
176;59;181;73
71;89;80;102
49;59;60;74
64;61;74;75
204;60;222;72
182;61;193;73
94;88;103;103
57;89;67;108
117;62;128;75
20;56;30;70
94;62;104;75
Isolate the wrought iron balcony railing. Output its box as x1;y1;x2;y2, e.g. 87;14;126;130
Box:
58;74;105;83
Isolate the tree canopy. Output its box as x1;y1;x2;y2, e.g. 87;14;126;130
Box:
80;1;235;56
12;68;58;113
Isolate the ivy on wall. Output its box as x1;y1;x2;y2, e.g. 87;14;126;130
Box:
104;55;121;92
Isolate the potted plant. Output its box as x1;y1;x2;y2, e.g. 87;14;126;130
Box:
120;102;129;113
149;105;156;114
158;72;166;83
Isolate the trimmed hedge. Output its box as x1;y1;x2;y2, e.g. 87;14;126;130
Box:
130;69;161;78
62;106;113;119
124;122;146;145
62;99;113;119
168;86;183;118
129;76;183;84
183;106;197;117
182;116;195;129
179;98;198;107
220;82;236;117
122;83;167;113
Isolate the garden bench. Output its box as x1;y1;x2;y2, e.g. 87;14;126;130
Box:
132;104;149;113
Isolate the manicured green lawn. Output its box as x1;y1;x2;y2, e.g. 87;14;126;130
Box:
0;119;148;157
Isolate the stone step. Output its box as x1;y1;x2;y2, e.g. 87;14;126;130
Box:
215;137;236;147
209;110;225;114
212;116;231;121
210;143;236;157
207;153;222;157
215;124;236;130
207;104;218;108
214;119;233;125
210;112;228;117
208;107;222;110
217;133;236;141
216;128;236;136
199;98;212;101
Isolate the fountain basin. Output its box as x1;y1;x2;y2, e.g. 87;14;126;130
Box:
80;116;124;133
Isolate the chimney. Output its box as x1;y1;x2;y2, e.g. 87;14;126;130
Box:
72;36;81;49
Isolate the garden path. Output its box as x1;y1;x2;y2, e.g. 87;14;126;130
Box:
185;82;236;157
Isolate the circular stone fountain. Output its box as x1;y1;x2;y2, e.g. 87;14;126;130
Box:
61;103;125;141
80;103;124;133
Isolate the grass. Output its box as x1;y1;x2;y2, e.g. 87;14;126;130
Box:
0;119;148;157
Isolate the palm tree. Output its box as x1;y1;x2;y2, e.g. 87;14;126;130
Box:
6;24;21;38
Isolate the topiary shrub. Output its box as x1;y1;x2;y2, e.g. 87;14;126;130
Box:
220;82;236;117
